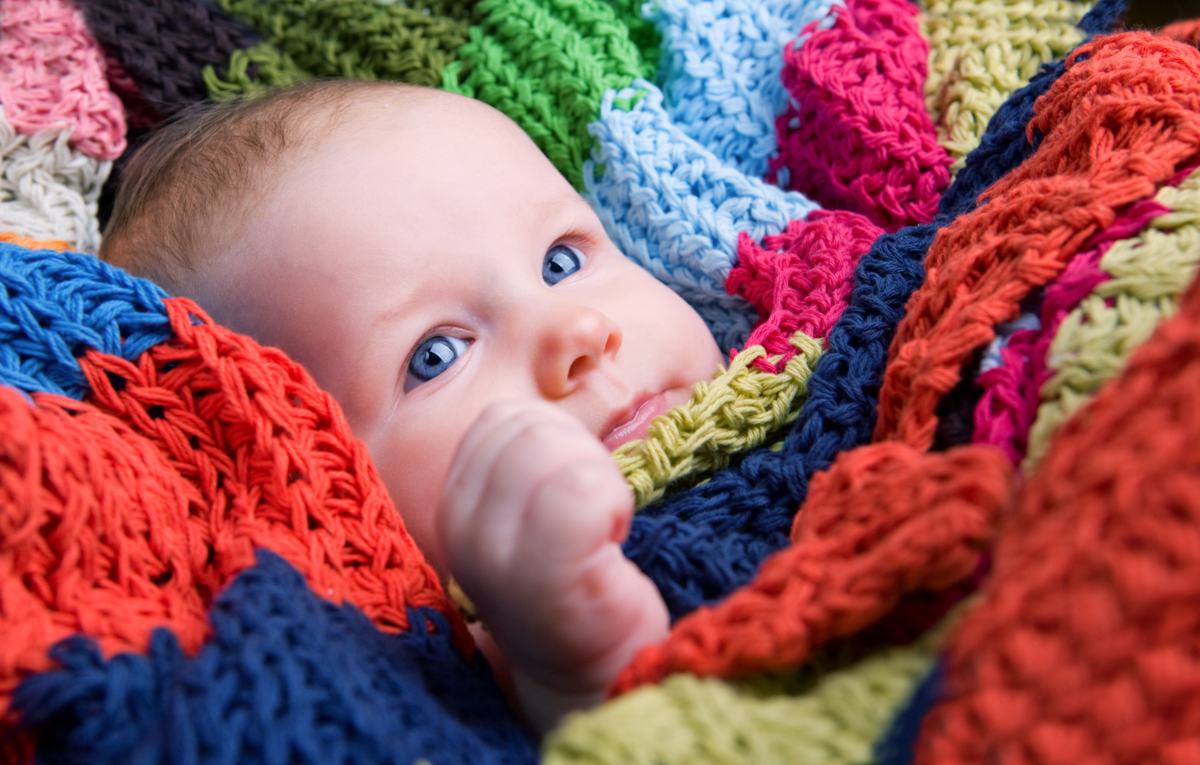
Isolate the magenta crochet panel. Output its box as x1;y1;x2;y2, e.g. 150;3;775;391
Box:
728;209;883;373
770;0;950;231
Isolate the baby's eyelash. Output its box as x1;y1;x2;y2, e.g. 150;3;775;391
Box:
555;226;599;249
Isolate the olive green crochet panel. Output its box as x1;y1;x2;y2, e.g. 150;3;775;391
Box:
207;0;476;98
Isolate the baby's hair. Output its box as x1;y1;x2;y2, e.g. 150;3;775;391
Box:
100;79;430;292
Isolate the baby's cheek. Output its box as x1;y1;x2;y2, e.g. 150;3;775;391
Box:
371;435;453;578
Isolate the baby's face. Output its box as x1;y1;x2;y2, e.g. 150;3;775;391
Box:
194;92;724;575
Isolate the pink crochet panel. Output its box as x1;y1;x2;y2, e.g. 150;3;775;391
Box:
728;210;883;373
770;0;950;231
0;0;126;160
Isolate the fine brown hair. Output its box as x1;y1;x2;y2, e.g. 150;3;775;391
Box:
100;79;428;292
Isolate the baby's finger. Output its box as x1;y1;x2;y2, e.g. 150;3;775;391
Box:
517;458;634;571
441;401;575;533
461;420;604;576
440;402;595;573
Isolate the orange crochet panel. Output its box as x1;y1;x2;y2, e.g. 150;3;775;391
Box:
0;295;466;720
914;209;1200;765
873;33;1200;451
0;233;69;252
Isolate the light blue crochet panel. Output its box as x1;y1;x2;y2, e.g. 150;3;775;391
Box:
584;82;819;351
650;0;840;178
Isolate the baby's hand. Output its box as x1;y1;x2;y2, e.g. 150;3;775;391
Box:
438;401;669;733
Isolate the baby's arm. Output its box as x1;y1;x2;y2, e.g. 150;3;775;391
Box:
439;401;669;733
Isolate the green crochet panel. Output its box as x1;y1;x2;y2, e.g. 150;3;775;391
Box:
206;0;475;99
442;0;653;188
544;637;940;765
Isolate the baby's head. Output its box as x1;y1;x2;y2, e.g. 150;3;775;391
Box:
102;81;724;574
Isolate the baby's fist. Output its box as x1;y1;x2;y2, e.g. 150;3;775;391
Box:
438;401;668;730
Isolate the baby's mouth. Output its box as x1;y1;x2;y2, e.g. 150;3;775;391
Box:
601;391;675;451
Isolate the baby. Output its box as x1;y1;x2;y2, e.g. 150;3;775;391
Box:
100;80;726;732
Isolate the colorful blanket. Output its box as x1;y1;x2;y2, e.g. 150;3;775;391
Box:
4;0;1200;762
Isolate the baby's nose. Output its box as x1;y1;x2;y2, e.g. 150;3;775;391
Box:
533;303;622;397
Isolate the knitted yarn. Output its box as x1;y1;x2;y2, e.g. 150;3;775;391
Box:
616;331;822;508
1024;168;1200;469
598;0;659;67
75;0;261;117
0;243;171;399
920;0;1093;176
1163;17;1200;46
0;231;68;252
972;194;1171;463
621;222;934;617
615;209;878;508
652;0;836;178
11;1;1199;763
874;33;1200;451
443;0;647;188
771;0;952;231
545;634;939;765
0;109;109;255
0;238;548;763
214;0;473;96
613;441;1013;691
584;82;819;350
0;239;469;678
912;210;1200;765
729;210;883;372
618;10;1085;626
12;552;535;765
0;0;126;161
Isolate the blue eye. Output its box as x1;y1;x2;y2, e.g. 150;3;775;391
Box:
543;244;586;285
406;335;468;389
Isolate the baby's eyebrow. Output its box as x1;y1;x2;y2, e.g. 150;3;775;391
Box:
370;285;419;332
530;191;593;229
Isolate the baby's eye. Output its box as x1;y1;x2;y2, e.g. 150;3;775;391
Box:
543;244;586;285
406;335;469;390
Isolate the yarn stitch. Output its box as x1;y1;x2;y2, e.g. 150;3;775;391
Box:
1024;169;1200;468
616;331;823;508
873;33;1200;451
651;0;837;178
443;0;647;188
584;81;819;351
728;210;883;373
14;2;1200;763
0;109;109;255
74;0;261;117
11;552;535;765
545;632;940;765
214;0;473;94
771;0;952;230
972;195;1170;464
615;209;878;507
920;0;1094;176
913;209;1200;765
614;441;1013;690
616;8;1100;645
0;0;126;161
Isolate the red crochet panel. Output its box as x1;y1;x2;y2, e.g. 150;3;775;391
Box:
915;216;1200;765
0;296;465;720
874;33;1200;451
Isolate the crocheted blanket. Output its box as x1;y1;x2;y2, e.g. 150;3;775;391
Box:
5;0;1200;761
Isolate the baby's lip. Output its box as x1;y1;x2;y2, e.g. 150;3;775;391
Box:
601;391;674;451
